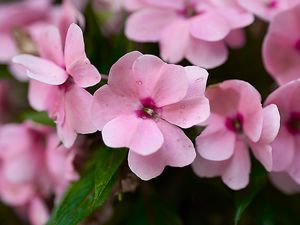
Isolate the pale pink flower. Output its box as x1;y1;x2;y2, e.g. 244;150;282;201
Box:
124;0;254;69
265;80;300;186
238;0;299;21
263;4;300;85
0;122;79;225
192;80;280;190
91;51;210;180
12;23;100;147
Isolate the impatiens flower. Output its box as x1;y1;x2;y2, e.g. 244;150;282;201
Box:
192;80;280;190
12;23;100;147
265;80;300;186
124;0;254;69
0;122;79;225
91;51;210;180
263;4;300;85
237;0;299;21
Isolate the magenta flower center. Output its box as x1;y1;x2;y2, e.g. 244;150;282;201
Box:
265;0;277;8
180;2;197;18
136;97;160;119
294;39;300;52
225;113;244;134
58;77;73;92
286;112;300;135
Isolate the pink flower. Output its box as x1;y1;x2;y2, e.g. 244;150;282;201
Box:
192;80;280;190
265;80;300;186
238;0;299;21
0;122;79;225
12;23;100;147
263;4;300;85
91;51;210;180
124;0;253;69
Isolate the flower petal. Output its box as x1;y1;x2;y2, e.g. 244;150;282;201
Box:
102;114;163;155
222;141;250;190
91;85;135;130
271;128;295;171
196;127;236;161
186;38;228;69
65;23;101;87
125;8;178;42
12;54;68;85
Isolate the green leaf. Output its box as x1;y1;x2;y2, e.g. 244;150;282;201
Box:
47;147;127;225
20;110;55;126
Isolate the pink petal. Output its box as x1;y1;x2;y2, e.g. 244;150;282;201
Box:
57;120;77;148
287;138;300;184
251;143;272;171
12;54;68;85
259;104;280;143
125;9;179;42
65;23;101;87
192;154;226;178
161;97;210;128
218;6;254;29
28;80;56;112
184;66;209;98
108;51;143;97
190;12;231;42
271;128;295;171
3;153;37;183
196;125;236;161
0;33;17;63
128;150;164;180
234;80;263;142
158;120;196;166
91;85;135;130
102;114;163;155
159;19;189;63
0;180;35;206
269;172;300;195
64;85;97;134
28;197;49;225
263;33;300;85
225;29;246;49
206;83;240;117
131;54;165;98
32;25;64;66
142;0;184;10
150;64;188;107
222;140;250;190
186;37;228;69
128;120;195;180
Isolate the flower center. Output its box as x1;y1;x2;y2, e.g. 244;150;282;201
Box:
58;77;73;92
225;113;244;134
180;1;198;18
286;112;300;135
294;39;300;52
136;97;159;119
265;0;277;8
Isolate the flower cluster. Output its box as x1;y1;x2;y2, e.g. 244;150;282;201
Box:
1;0;300;224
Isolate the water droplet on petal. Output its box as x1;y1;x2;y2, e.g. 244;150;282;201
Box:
136;80;142;85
